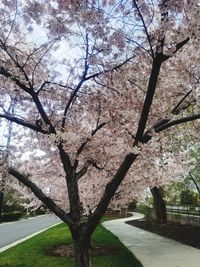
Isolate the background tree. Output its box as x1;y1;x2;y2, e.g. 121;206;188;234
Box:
180;189;197;206
188;147;200;195
0;100;14;223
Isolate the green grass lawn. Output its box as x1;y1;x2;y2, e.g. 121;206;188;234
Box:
0;220;143;267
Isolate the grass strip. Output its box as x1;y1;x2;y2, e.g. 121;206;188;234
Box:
0;219;143;267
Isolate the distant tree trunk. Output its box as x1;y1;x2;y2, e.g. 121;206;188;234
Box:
0;169;6;224
151;186;167;224
0;191;4;223
0;102;14;223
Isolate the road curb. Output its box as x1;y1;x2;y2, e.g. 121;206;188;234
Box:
0;221;61;253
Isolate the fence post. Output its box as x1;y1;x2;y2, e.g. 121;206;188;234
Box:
187;205;190;224
178;205;180;222
198;205;200;224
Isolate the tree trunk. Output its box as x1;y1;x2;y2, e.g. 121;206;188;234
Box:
74;239;91;267
151;186;167;224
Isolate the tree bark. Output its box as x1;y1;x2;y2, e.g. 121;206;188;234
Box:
0;191;4;223
74;239;91;267
0;170;6;224
151;186;167;224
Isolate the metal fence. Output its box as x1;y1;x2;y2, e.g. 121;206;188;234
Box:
166;205;200;225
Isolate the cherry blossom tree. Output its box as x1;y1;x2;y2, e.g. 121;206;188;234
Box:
0;1;200;266
186;147;200;195
0;99;14;222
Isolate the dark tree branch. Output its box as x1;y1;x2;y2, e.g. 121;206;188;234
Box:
126;37;152;57
189;172;200;194
93;76;121;95
31;92;54;128
58;143;82;223
0;41;32;88
133;10;167;142
171;90;193;115
58;143;72;177
31;38;60;86
4;1;18;45
162;37;190;61
9;167;74;226
0;113;49;134
76;160;104;180
134;36;190;143
128;78;146;93
76;122;107;157
61;54;135;129
0;39;53;130
61;80;86;128
86;153;137;236
85;55;135;81
155;113;200;132
135;55;163;143
74;106;106;173
132;0;154;58
62;33;90;128
0;67;30;92
0;68;53;130
36;81;73;94
91;122;107;136
76;160;91;180
143;88;195;142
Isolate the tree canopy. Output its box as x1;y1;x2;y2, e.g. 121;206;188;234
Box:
0;1;199;266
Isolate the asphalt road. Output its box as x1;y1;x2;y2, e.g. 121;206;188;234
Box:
0;214;60;248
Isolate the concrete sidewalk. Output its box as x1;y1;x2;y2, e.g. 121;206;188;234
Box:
102;212;200;267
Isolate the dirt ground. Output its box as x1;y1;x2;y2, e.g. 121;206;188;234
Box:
46;242;121;257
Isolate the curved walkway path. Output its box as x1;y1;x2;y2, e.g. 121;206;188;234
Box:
102;212;200;267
